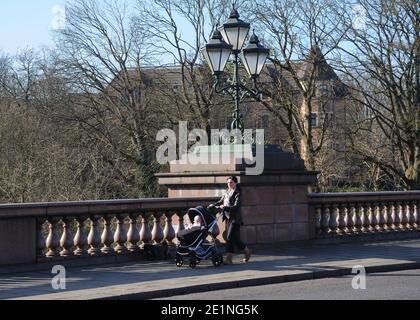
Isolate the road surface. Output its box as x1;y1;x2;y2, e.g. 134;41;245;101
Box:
157;269;420;300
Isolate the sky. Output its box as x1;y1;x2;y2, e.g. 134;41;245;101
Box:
0;0;65;55
0;0;197;63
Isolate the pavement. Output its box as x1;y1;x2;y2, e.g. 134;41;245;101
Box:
2;238;420;300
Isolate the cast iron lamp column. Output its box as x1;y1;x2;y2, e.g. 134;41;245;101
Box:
201;7;270;136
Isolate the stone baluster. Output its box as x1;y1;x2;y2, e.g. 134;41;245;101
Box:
114;214;128;253
408;201;415;230
88;215;102;256
400;201;408;230
74;216;88;256
346;204;355;234
127;213;141;252
101;215;115;254
329;204;339;235
46;217;61;258
384;203;393;232
354;204;362;234
314;205;322;236
60;217;74;257
163;211;176;245
36;218;46;259
152;211;164;244
376;203;385;232
361;204;370;233
413;201;419;230
320;204;330;236
393;201;401;231
368;203;377;232
337;204;347;235
139;212;152;247
388;202;396;231
176;210;185;234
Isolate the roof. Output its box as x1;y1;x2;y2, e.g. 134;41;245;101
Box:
108;46;348;97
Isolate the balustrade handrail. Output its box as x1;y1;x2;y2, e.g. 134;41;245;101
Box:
0;197;220;219
308;191;420;204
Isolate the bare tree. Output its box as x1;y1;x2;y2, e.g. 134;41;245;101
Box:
55;0;164;197
335;0;420;190
135;0;236;139
0;49;111;203
249;0;349;176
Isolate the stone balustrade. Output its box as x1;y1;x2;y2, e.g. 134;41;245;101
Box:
3;190;420;269
0;198;217;267
308;191;420;238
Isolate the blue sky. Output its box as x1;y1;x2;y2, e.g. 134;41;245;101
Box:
0;0;197;60
0;0;65;54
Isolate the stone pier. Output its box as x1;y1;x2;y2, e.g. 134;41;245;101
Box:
156;145;318;245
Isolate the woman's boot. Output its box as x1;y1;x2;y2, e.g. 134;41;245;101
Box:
243;247;251;262
224;252;234;265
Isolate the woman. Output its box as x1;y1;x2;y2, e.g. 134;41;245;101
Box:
209;176;251;264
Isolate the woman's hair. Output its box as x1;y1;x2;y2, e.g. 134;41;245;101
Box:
227;176;241;191
228;176;238;183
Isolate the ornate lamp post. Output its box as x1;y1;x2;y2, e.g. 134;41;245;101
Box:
201;7;270;134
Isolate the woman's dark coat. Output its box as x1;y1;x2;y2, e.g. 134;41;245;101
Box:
214;188;243;226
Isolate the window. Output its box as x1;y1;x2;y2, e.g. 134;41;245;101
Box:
310;113;318;127
327;141;340;150
325;112;334;127
317;83;330;97
317;82;335;98
261;115;270;129
319;112;334;127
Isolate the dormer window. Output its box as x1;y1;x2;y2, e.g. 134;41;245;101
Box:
317;83;330;97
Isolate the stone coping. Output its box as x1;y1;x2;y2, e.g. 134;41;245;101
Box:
309;191;420;204
0;197;219;219
156;170;318;177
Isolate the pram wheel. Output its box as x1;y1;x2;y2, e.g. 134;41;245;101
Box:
189;259;198;269
212;253;223;267
189;254;200;269
175;254;183;267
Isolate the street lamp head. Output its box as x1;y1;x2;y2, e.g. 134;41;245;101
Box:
201;29;233;76
218;7;250;53
241;33;270;79
204;9;269;137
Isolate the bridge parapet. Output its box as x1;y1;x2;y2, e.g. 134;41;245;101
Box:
0;197;217;268
1;192;420;271
309;192;420;238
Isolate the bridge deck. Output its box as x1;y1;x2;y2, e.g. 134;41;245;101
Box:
2;238;420;300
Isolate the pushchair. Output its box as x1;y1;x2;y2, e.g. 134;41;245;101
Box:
175;206;223;268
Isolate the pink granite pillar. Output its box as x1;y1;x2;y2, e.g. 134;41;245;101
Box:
157;145;318;245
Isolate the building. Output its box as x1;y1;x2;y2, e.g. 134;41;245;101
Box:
109;46;352;188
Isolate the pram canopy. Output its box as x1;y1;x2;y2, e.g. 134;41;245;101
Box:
187;206;215;227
